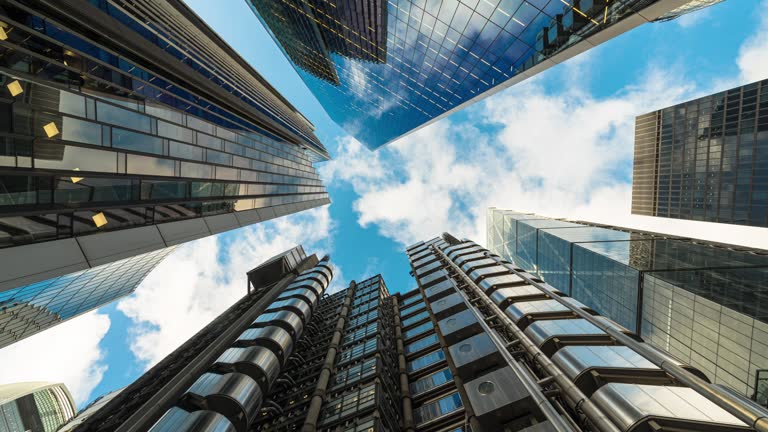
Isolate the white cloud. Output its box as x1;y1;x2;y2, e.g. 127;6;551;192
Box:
324;4;768;250
737;0;768;83
118;207;341;369
0;312;110;407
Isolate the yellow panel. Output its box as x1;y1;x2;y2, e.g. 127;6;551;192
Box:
92;212;108;228
6;80;22;97
43;122;59;138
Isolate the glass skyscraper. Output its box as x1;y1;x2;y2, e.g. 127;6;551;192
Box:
0;382;76;432
0;0;331;293
249;0;725;149
0;246;174;349
632;79;768;227
487;207;768;398
74;241;764;432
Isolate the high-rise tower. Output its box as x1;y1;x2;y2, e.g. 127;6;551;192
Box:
0;382;76;431
76;241;768;432
0;246;174;349
632;79;768;227
0;0;330;292
249;0;725;149
487;208;768;399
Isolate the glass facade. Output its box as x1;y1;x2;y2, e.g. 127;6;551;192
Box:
486;207;768;397
632;79;768;227
0;247;174;348
0;383;76;432
249;0;720;149
0;0;331;289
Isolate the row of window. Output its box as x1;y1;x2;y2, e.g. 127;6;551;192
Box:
410;368;453;396
400;301;426;318
404;333;439;355
407;349;445;373
338;338;378;365
342;322;378;346
346;310;379;330
413;392;463;426
332;358;378;391
402;310;430;328
320;384;377;426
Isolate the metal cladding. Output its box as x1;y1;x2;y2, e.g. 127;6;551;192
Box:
148;262;332;432
149;407;235;432
403;236;766;432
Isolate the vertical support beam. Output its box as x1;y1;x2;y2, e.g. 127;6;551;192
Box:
391;296;415;432
301;280;357;432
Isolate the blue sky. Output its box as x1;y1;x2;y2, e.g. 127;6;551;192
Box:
2;0;767;409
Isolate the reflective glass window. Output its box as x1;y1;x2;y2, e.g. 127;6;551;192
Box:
407;349;445;372
112;128;163;155
97;101;150;132
0;176;37;206
59;91;85;117
197;133;222;150
404;321;432;339
400;302;426;317
62;117;102;146
169;141;203;161
181;162;213;179
157;121;193;142
410;368;453;395
126;155;174;176
402;310;430;328
141;180;188;200
405;333;438;354
34;144;116;173
54;177;136;204
414;392;463;425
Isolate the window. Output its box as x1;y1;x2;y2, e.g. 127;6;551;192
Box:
401;294;423;307
410;368;453;395
404;321;432;339
405;334;438;355
112;128;163;155
402;310;430;328
206;149;232;165
97;101;150;132
346;310;379;329
407;350;445;372
169;141;203;161
400;302;425;317
414;393;463;425
157;120;193;142
343;322;378;346
332;358;377;390
338;338;378;365
320;384;376;425
62;117;102;146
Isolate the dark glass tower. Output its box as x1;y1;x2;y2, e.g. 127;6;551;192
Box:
487;207;768;399
249;0;724;149
632;79;768;227
0;0;330;292
76;241;767;432
0;246;174;349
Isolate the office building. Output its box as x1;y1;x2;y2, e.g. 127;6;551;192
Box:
0;0;331;293
0;382;76;432
75;241;767;432
250;0;725;149
632;79;768;227
0;247;174;349
487;207;768;398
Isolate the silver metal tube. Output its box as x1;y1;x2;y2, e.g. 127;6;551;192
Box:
434;246;619;432
489;259;768;432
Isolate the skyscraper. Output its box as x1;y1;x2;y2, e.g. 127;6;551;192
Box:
0;0;331;292
632;79;768;227
75;241;767;432
487;207;768;398
0;246;174;349
249;0;724;149
0;382;76;432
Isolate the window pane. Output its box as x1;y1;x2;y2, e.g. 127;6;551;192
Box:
97;101;150;132
126;154;174;176
112;128;163;155
62;117;101;146
169;141;203;161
